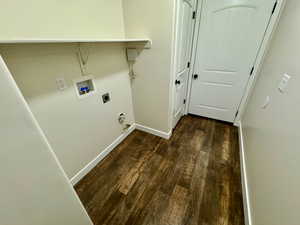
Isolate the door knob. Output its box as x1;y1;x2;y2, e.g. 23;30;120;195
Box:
193;74;199;80
175;80;181;85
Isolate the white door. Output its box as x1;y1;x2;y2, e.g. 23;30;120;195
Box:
189;0;277;122
173;0;196;127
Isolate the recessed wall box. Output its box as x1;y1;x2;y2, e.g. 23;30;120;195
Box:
102;93;111;103
73;75;97;99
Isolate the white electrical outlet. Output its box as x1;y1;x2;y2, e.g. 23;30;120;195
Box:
278;74;291;93
56;78;68;91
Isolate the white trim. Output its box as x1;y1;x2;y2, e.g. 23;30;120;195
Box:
237;121;252;225
70;123;172;186
70;124;136;185
0;38;151;44
135;124;172;140
168;0;179;130
234;0;286;124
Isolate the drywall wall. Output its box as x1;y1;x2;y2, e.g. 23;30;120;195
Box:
122;0;175;133
0;56;92;225
241;1;300;224
0;43;135;179
0;0;125;40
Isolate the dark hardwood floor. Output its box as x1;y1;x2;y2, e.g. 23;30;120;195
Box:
75;115;244;225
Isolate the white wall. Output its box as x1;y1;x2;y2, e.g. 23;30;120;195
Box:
0;0;176;183
0;43;135;178
0;0;125;40
241;1;300;224
122;0;175;133
0;56;92;225
0;0;136;181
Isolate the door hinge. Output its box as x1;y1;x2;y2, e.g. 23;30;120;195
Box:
192;11;196;19
272;1;278;15
183;99;186;104
250;66;255;76
187;62;191;68
235;110;239;118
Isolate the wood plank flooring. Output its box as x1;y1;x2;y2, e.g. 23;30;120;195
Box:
75;115;244;225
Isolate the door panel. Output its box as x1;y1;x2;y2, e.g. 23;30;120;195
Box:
189;0;276;122
173;0;195;128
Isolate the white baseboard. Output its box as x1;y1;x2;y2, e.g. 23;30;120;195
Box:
71;120;251;224
70;123;172;185
135;123;172;140
70;124;136;186
237;121;252;225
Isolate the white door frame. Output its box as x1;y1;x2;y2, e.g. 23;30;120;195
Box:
184;0;286;125
169;0;198;129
